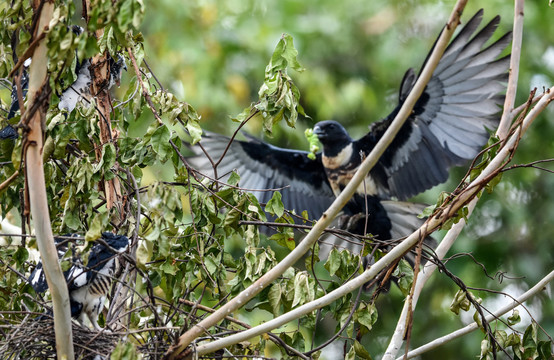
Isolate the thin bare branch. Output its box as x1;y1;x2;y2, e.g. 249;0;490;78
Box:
497;0;524;139
0;170;19;191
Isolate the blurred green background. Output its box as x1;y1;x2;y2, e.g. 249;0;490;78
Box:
133;0;553;358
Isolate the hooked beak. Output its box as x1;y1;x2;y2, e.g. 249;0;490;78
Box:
313;125;326;139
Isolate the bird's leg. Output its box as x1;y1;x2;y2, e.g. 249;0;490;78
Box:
87;308;103;331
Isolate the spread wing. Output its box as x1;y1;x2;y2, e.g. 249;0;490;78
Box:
188;133;335;220
360;10;511;200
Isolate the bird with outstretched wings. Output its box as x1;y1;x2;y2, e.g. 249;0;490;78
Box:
188;10;511;248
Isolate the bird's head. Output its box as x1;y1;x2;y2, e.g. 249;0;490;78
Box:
313;120;352;155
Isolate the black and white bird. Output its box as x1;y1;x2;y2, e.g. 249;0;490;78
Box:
1;25;127;137
188;10;511;253
30;232;129;330
57;53;127;113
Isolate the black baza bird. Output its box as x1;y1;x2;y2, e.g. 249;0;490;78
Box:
29;232;129;330
192;10;510;250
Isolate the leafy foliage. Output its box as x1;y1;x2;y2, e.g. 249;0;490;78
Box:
0;1;553;359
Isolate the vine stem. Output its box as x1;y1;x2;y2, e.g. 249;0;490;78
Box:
163;1;468;358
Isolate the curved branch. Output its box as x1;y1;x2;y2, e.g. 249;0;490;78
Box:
85;0;122;214
383;200;478;360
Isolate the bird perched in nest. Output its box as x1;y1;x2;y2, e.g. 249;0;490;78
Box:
29;232;129;330
188;10;511;255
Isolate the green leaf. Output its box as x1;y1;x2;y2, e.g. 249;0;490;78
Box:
522;322;538;348
269;230;296;251
224;197;245;230
117;0;133;31
186;119;203;145
60;259;72;272
392;259;414;296
325;248;341;277
106;26;117;54
227;171;240;186
292;271;313;307
63;206;81;230
355;302;378;331
538;340;553;359
13;246;28;267
507;332;521;348
86;212;109;242
480;339;491;360
507;309;521;326
353;340;372;360
204;254;218;275
151;125;172;161
473;310;483;331
136;238;153;267
265;191;284;218
268;34;305;73
419;204;436;218
450;289;471;315
345;346;356;360
160;259;177;275
268;283;282;316
495;329;508;348
133;42;145;71
103;143;117;171
304;128;320;160
485;173;502;193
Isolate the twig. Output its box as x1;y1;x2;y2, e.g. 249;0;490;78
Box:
0;170;19;192
113;79;140;109
143;59;165;92
178;300;310;360
7;31;47;79
304;286;363;356
188;167;290;193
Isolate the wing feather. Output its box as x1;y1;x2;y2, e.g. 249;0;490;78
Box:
359;10;510;200
188;133;334;220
